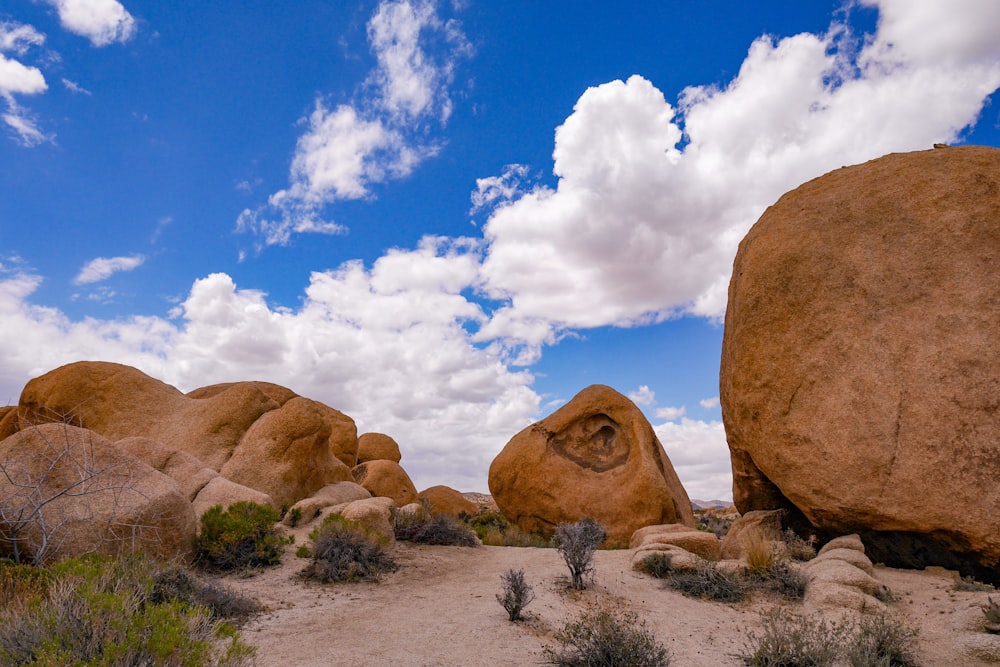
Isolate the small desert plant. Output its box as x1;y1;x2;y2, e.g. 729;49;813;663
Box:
468;510;550;547
665;560;748;602
300;515;398;583
741;607;849;667
782;528;817;561
287;506;303;527
983;596;1000;633
638;553;674;579
846;613;919;667
395;510;480;546
196;501;285;572
744;529;776;575
544;604;671;666
151;564;259;622
295;544;311;558
754;559;809;600
0;553;255;666
552;517;606;590
956;575;995;592
496;567;535;621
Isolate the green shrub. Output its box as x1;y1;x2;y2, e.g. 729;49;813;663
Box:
0;554;255;666
465;510;550;547
497;567;535;622
544;604;671;666
300;515;398;583
196;501;285;572
394;511;479;546
741;607;848;667
638;553;674;579
295;544;311;558
552;518;606;590
846;613;919;667
664;561;748;602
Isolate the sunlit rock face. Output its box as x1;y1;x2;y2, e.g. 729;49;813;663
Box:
488;384;694;544
721;146;1000;582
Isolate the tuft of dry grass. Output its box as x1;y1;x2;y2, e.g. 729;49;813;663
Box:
743;529;776;575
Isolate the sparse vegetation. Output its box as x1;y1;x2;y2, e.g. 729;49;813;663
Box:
694;509;735;538
544;604;671;666
638;553;674;579
496;567;535;621
982;596;1000;633
782;528;817;561
664;560;748;602
741;607;849;667
846;613;919;667
0;553;255;666
300;514;398;583
466;510;549;547
196;501;285;572
955;575;995;592
151;564;260;622
744;529;776;575
552;518;606;590
394;509;479;546
753;559;809;600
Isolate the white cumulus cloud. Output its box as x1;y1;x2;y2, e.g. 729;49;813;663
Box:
656;418;731;501
628;385;655;406
47;0;135;47
73;254;146;285
654;405;686;421
699;396;720;410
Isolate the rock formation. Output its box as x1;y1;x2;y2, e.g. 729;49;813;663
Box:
488;384;694;543
352;459;418;507
417;485;478;518
721;146;1000;581
356;432;402;464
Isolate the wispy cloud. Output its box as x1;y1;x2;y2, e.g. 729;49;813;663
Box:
46;0;136;47
61;77;91;95
239;0;470;251
0;22;49;145
654;405;686;421
73;254;146;285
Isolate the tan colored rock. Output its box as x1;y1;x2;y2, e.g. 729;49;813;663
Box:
220;396;354;508
721;146;1000;580
0;406;17;440
283;482;372;526
191;476;274;518
0;423;196;563
187;381;297;406
812;548;875;576
488;384;694;544
720;510;784;560
119;436;218;502
337;497;396;543
418;485;478;518
630;524;721;562
352;460;418;507
357;432;402;464
631;544;704;573
819;534;866;555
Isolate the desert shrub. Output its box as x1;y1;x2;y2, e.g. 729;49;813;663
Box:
196;501;285;572
467;510;550;547
0;553;255;666
694;510;735;538
638;553;674;579
665;561;748;602
744;529;776;575
496;567;535;622
846;613;919;667
956;575;995;592
741;607;849;667
983;596;1000;633
782;529;817;561
552;518;606;590
753;560;809;600
151;565;259;622
394;510;479;546
295;544;311;558
544;604;671;666
300;515;398;583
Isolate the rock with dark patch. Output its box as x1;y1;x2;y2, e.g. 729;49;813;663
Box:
488;384;694;543
721;146;1000;582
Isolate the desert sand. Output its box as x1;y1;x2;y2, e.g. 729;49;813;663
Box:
223;525;999;666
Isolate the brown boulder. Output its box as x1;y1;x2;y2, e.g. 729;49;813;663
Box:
0;424;196;563
283;482;372;526
220;396;354;508
191;477;274;518
488;384;694;544
721;146;1000;582
351;460;418;507
356;432;402;464
417;485;478;518
630;524;721;561
719;509;785;560
0;406;17;440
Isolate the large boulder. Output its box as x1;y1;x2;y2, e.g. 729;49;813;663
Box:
488;384;694;543
351;460;418;507
14;361;358;507
0;424;196;563
721;146;1000;582
356;432;402;464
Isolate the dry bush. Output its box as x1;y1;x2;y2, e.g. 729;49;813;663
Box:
955;575;994;592
782;528;817;561
742;607;849;667
983;596;1000;633
496;567;535;622
637;553;674;579
552;518;606;590
544;603;671;666
300;515;398;583
752;560;809;600
467;510;549;547
744;529;776;575
394;510;479;546
151;565;259;623
846;613;919;667
664;560;748;602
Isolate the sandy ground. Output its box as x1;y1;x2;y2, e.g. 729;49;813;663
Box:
221;527;1000;667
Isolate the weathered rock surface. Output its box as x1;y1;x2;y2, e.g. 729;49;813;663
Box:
356;432;402;464
336;497;396;543
0;424;196;563
283;482;372;526
352;460;418;507
804;534;887;614
120;436;218;502
630;524;721;561
191;477;274;519
14;361;357;507
720;509;785;561
721;147;1000;581
417;485;477;518
0;406;17;440
489;384;694;543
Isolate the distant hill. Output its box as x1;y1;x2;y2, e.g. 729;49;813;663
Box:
691;499;734;510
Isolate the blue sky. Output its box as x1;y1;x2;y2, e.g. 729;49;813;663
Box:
2;1;998;500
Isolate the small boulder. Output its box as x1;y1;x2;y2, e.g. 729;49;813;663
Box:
283;482;372;526
356;432;402;464
352;460;418;507
630;524;721;562
337;497;396;543
488;384;694;544
191;476;274;519
418;485;478;518
720;510;785;560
